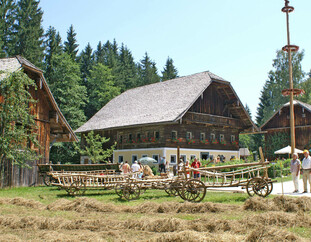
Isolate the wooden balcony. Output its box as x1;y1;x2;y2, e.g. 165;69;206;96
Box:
183;112;242;128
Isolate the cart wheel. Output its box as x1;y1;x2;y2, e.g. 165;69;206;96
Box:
43;175;52;186
115;183;124;198
165;181;181;197
123;183;140;201
68;180;86;196
246;178;269;197
267;181;273;195
181;179;206;202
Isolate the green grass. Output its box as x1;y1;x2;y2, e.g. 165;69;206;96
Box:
275;174;302;183
288;227;311;239
0;185;251;205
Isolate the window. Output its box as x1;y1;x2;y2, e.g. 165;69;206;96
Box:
146;131;151;139
231;135;235;142
132;155;138;163
119;135;123;144
180;155;186;162
142;154;148;158
137;133;141;140
118;156;124;163
170;155;177;164
171;131;177;140
200;133;205;141
210;133;215;141
220;134;225;142
129;134;133;141
152;154;159;162
154;131;160;139
190;155;196;160
186;132;192;140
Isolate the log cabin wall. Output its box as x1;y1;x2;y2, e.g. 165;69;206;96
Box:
189;83;230;117
264;105;311;130
1;72;52;187
102;122;239;151
262;103;311;152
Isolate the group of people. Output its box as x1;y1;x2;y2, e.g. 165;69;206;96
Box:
291;150;311;193
119;160;144;178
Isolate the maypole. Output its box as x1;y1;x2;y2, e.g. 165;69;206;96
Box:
280;0;304;155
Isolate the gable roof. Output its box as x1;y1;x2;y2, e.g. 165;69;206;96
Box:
76;71;257;133
0;56;77;142
260;100;311;130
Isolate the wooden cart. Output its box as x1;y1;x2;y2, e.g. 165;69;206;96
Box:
166;161;274;202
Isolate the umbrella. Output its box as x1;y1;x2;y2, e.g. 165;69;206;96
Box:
138;157;157;164
274;145;303;154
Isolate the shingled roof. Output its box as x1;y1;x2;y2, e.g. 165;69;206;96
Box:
76;71;256;133
0;56;77;142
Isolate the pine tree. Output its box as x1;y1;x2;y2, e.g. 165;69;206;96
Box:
48;52;87;129
79;42;94;85
255;50;304;126
13;0;44;67
117;44;139;91
103;40;119;70
85;63;121;119
43;26;63;82
64;25;79;60
161;57;178;81
0;0;17;57
244;104;252;120
138;52;160;86
94;41;105;64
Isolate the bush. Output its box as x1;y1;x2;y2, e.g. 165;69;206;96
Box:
268;159;291;178
150;165;158;175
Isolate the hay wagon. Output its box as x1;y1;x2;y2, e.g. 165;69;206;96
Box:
48;170;175;201
165;161;274;202
37;163;119;186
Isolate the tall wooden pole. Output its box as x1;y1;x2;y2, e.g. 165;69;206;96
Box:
281;0;300;155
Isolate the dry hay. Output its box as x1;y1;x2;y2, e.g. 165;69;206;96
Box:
153;231;244;242
241;211;311;230
47;197;115;213
0;197;45;210
244;196;311;212
0;233;22;242
246;225;299;242
143;165;154;177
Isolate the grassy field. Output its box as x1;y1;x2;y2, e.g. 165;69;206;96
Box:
0;186;311;241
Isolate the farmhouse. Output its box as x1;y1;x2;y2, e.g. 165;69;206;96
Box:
0;56;77;187
260;100;311;153
76;71;257;164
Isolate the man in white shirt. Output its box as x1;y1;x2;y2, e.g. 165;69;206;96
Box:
301;150;311;193
131;160;140;173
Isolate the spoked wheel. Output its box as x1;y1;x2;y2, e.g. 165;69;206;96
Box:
67;180;86;196
267;181;273;195
246;178;269;197
123;183;140;201
43;175;52;186
115;183;125;198
181;179;206;202
165;181;182;197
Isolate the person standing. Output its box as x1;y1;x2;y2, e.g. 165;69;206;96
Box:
301;150;311;193
290;153;301;193
191;158;201;179
122;161;131;174
159;156;166;173
131;160;140;173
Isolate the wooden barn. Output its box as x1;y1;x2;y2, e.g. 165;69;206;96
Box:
260;100;311;155
76;71;257;164
0;56;77;187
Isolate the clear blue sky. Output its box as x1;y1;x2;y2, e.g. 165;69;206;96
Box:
39;0;311;120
